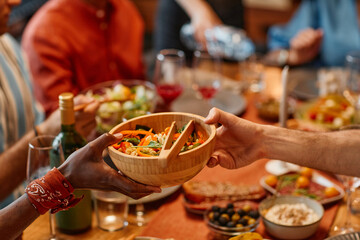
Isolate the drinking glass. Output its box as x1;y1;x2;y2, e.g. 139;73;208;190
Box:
345;51;360;123
332;175;360;234
93;190;128;231
240;54;265;93
192;50;222;105
153;49;185;111
27;135;65;240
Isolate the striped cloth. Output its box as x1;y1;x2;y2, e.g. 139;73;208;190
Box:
0;33;44;208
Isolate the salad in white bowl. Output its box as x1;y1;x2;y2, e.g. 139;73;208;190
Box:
83;80;156;133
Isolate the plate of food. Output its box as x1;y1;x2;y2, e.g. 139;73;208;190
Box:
82;80;157;133
295;94;355;130
182;180;266;214
260;168;344;205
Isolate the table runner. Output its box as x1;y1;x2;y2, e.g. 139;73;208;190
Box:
141;159;340;240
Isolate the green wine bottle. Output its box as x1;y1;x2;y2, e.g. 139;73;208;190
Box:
51;92;92;234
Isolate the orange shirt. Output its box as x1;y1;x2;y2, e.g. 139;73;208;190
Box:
22;0;145;115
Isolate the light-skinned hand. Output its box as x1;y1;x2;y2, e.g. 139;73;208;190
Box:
204;108;265;169
288;28;323;65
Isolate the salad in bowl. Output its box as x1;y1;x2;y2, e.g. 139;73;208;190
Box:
83;80;157;133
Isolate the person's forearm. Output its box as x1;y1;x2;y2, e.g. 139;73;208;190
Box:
262;126;360;176
176;0;212;19
0;130;37;200
0;194;39;239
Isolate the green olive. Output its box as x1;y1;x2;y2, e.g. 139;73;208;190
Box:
231;213;240;222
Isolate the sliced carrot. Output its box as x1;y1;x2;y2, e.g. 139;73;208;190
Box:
112;142;121;150
136;148;153;157
164;127;170;135
120;130;154;136
173;133;181;140
120;142;131;152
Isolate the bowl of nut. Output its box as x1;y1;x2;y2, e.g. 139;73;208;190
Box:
204;202;260;237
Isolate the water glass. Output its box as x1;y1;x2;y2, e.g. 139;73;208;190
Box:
93;190;129;232
240;54;265;93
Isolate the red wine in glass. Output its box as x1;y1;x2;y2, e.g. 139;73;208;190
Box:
156;83;184;105
198;86;218;100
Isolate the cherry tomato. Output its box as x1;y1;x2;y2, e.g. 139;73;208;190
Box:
324;187;340;198
296;176;310;188
265;175;278;188
300;167;313;178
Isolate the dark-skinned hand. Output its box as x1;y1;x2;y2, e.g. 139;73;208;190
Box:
58;133;161;199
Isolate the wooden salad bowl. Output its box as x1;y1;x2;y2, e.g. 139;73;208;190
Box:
108;112;216;187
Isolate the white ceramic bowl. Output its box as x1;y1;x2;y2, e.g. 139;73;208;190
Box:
259;196;324;240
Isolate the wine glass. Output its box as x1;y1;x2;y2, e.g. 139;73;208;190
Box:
344;51;360;124
27;135;65;240
153;49;185;111
192;50;222;106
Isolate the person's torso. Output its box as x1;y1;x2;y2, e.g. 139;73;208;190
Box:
0;33;44;153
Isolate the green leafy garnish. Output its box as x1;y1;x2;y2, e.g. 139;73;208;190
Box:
134;141;162;148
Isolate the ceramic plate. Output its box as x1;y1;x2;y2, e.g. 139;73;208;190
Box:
260;171;345;205
128;185;181;205
171;88;246;117
325;232;360;240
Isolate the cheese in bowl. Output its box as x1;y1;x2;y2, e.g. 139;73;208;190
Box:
264;203;320;226
259;196;324;240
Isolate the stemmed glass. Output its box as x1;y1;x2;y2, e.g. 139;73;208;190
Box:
153;49;185;111
27;135;65;240
192;50;222;106
344;51;360;124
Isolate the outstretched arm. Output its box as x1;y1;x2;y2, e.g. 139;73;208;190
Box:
205;108;360;177
176;0;222;47
0;133;161;239
0;97;98;201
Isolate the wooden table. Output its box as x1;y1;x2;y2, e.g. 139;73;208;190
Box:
24;66;359;239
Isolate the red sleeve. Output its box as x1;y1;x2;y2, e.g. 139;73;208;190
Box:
22;26;76;116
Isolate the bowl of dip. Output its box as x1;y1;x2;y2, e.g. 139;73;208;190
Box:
259;195;324;239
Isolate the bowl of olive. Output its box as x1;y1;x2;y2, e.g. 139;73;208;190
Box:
204;202;260;236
